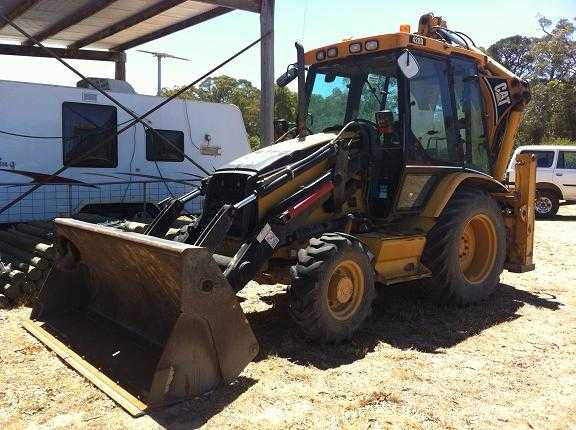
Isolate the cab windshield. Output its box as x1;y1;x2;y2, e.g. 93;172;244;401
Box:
307;53;399;134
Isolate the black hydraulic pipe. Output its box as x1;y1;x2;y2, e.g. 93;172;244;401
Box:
260;143;338;193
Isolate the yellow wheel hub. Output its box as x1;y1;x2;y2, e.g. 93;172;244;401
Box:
458;214;497;283
327;259;365;320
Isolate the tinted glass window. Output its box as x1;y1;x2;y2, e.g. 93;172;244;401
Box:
306;54;398;134
146;129;184;162
452;58;490;173
558;151;576;169
62;102;118;167
520;150;555;168
407;56;456;164
358;75;399;123
308;74;350;133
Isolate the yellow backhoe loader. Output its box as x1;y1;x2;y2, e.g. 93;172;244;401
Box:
23;13;535;416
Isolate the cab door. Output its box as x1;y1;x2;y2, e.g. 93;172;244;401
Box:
555;149;576;200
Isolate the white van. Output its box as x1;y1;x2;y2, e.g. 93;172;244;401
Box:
508;145;576;218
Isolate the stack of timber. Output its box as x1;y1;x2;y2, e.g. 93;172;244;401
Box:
0;213;192;308
0;221;55;306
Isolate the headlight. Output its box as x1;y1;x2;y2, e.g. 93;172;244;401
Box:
316;50;326;61
365;40;379;51
349;42;362;54
327;47;338;58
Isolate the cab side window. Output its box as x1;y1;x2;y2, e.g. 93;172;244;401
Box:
452;58;490;173
520;150;555;168
558;151;576;169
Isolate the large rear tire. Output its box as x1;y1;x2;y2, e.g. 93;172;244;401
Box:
288;233;376;343
421;188;506;305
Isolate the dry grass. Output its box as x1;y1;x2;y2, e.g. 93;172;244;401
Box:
1;206;576;429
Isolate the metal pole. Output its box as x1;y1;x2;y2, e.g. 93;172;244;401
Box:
157;55;162;96
115;51;126;80
259;0;274;147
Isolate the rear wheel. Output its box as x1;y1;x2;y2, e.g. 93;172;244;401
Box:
535;189;559;218
421;188;506;305
288;234;375;343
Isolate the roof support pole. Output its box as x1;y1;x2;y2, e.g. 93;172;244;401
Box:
259;0;274;147
115;51;126;80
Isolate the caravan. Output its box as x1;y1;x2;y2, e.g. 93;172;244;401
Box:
0;78;250;224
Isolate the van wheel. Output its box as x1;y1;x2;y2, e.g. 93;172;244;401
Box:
421;188;506;305
288;234;375;343
535;189;559;218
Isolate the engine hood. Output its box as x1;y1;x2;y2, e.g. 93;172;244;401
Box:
218;133;337;174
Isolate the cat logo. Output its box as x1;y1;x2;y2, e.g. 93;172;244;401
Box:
409;35;425;46
494;82;511;107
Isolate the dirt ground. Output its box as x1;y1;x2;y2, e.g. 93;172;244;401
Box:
1;207;575;430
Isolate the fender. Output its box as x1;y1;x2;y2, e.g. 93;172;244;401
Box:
422;172;508;218
536;182;564;200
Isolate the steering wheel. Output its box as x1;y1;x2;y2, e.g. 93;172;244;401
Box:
352;118;379;129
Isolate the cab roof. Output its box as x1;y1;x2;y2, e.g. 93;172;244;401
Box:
304;31;487;68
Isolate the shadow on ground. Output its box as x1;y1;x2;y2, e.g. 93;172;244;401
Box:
146;376;257;429
538;214;576;222
248;282;562;370
142;283;561;428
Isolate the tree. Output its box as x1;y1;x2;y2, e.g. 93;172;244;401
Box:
531;16;576;82
163;76;297;151
497;16;576;146
517;80;576;145
487;35;535;78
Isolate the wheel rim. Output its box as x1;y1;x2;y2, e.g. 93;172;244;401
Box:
535;196;553;215
327;259;365;321
458;214;497;284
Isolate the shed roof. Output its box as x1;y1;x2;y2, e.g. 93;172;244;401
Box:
0;0;260;51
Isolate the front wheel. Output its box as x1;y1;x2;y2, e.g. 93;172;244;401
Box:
288;234;375;343
421;188;506;305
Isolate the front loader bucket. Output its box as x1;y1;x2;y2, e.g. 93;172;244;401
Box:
23;218;258;417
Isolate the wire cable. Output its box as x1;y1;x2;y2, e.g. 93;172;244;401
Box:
0;118;135;140
0;13;265;216
0;15;212;177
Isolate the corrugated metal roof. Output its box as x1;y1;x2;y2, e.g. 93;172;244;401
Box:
0;0;260;51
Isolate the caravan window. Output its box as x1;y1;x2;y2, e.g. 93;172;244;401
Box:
62;102;118;167
146;129;185;162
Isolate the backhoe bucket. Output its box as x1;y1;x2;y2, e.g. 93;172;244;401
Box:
23;218;259;416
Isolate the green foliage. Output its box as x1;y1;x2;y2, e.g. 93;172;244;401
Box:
531;17;576;82
487;16;576;147
248;135;261;151
162;76;298;152
542;137;576;146
487;35;535;78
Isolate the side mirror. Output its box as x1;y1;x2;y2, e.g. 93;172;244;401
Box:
397;50;420;79
274;119;290;139
276;65;298;87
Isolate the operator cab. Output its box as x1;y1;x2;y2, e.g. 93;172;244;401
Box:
306;53;403;217
299;41;493;220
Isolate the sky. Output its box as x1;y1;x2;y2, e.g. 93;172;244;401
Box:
0;0;574;95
